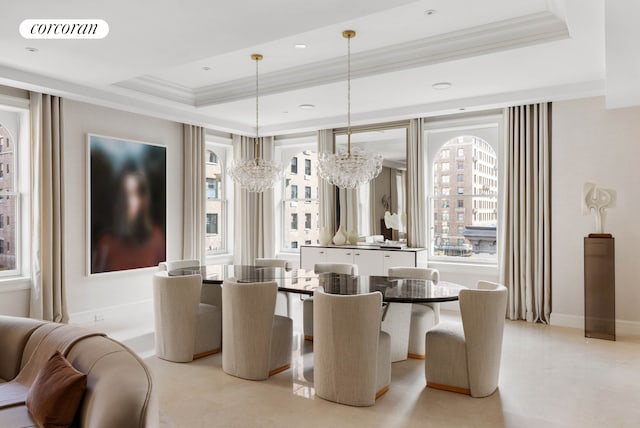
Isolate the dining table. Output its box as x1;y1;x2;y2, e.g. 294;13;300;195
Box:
169;264;465;362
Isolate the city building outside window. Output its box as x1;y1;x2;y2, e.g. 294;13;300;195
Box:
282;149;319;252
204;145;227;254
429;130;499;263
0;121;18;273
291;157;298;174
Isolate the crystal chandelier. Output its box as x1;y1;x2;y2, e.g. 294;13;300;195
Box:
318;30;383;189
228;54;284;193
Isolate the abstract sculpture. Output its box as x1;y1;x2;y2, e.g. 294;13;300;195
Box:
582;182;616;234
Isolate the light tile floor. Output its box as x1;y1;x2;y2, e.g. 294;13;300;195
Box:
145;314;640;428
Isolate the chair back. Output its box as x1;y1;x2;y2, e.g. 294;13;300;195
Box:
160;259;200;272
314;291;382;406
314;263;358;275
255;258;289;269
222;279;278;380
387;267;439;284
459;281;508;397
152;271;202;362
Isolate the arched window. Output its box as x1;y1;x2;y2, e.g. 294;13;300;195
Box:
205;147;226;254
282;150;319;251
431;135;498;262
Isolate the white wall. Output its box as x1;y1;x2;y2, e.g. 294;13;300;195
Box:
62;100;183;322
551;96;640;334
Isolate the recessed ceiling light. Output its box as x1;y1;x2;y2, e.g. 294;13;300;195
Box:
294;44;307;49
432;82;452;90
459;108;466;111
202;66;211;71
25;47;39;53
283;111;289;114
299;104;315;110
424;9;437;16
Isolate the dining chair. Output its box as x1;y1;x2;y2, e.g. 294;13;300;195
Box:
314;290;391;407
425;281;508;397
152;271;221;363
303;263;358;341
157;259;200;272
254;258;290;316
387;267;440;359
222;279;293;380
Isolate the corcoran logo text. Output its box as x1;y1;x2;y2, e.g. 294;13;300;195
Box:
20;19;109;39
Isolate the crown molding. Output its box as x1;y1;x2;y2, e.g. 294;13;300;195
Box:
115;11;570;107
260;79;606;135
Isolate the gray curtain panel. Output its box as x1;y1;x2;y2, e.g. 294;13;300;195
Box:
29;92;68;322
182;124;206;263
500;103;552;323
232;135;275;264
406;118;426;248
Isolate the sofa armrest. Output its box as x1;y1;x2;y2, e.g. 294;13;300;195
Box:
0;316;46;382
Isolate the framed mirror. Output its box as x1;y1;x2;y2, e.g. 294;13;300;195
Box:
334;126;408;244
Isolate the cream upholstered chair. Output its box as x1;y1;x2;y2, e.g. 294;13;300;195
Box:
387;267;440;359
157;259;200;271
314;290;391;407
222;279;293;380
303;263;358;341
255;258;290;316
425;281;508;397
152;271;221;363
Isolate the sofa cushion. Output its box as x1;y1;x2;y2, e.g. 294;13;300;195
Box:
26;352;87;428
0;405;37;427
0;316;46;382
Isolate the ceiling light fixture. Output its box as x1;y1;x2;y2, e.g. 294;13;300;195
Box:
294;44;307;49
299;104;315;110
25;47;39;52
202;66;211;71
432;82;452;90
424;9;437;16
227;54;284;193
317;30;383;190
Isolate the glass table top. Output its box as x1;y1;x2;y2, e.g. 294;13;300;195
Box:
168;264;464;303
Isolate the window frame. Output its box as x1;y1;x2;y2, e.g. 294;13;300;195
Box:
204;138;232;257
274;137;319;254
424;114;503;267
0;98;29;281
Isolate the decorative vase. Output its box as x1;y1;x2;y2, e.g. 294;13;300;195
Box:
333;225;347;246
347;229;359;245
319;227;332;246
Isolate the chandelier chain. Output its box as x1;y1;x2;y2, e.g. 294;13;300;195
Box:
347;34;351;155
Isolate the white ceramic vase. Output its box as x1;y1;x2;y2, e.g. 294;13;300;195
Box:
333;225;347;246
347;229;359;245
319;227;333;246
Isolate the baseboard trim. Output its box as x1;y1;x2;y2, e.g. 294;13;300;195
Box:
550;313;640;336
69;299;153;325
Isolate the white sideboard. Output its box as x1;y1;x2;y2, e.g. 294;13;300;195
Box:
300;245;426;276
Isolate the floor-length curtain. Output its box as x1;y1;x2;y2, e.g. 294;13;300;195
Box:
500;103;551;323
406;119;426;248
182;124;206;263
233;135;275;264
317;129;336;235
29;92;68;322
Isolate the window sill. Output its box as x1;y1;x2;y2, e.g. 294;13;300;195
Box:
428;260;498;275
0;276;31;292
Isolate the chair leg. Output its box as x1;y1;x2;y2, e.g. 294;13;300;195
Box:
407;353;425;360
268;363;291;377
375;385;390;399
426;381;470;395
193;348;220;360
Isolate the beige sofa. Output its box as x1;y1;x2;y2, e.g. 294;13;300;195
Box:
0;315;158;427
